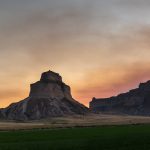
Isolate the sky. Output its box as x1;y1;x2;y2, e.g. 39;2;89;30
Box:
1;0;150;107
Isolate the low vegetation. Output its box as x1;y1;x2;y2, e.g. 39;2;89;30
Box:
0;124;150;150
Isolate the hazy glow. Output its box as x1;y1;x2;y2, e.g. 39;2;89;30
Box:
0;0;150;107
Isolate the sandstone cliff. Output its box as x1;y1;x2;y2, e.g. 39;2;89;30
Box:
90;81;150;116
0;70;88;120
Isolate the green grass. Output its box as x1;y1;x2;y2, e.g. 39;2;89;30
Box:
0;125;150;150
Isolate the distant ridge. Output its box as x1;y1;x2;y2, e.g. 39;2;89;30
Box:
90;80;150;116
0;70;88;120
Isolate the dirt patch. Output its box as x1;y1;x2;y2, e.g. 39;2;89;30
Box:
1;114;150;130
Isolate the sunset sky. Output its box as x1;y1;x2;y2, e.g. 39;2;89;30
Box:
1;0;150;107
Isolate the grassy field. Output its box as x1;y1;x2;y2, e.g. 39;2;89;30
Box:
0;125;150;150
1;114;150;130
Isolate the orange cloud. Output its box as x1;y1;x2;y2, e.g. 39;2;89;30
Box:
0;89;27;108
73;62;150;106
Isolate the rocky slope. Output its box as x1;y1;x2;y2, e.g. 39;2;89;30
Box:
90;81;150;116
0;70;88;120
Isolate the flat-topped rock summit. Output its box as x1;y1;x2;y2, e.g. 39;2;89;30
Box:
40;70;62;82
0;70;88;120
90;80;150;116
29;70;72;100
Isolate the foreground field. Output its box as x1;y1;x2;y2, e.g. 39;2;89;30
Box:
0;125;150;150
1;114;150;130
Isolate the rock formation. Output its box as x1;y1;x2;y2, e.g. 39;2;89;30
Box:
0;70;88;120
90;80;150;116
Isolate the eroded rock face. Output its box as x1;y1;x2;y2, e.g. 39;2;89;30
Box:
90;80;150;116
0;70;88;120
